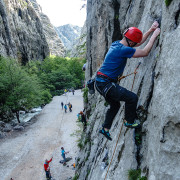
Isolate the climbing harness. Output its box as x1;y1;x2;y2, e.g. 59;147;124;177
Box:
104;62;141;180
95;81;116;98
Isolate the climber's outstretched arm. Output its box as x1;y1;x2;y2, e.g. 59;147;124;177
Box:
135;21;159;47
133;28;161;58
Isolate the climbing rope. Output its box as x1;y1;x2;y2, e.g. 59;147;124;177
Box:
118;62;141;82
104;119;124;180
131;62;141;90
104;62;141;180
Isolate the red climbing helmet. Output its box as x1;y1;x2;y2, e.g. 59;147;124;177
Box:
124;27;143;43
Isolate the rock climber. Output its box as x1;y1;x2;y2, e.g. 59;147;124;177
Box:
95;21;161;141
44;157;53;180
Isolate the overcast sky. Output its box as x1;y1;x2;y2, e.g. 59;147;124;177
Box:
36;0;86;27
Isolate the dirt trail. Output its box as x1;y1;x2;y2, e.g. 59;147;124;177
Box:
0;90;83;180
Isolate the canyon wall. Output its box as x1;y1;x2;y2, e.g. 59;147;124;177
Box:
0;0;64;64
76;0;180;180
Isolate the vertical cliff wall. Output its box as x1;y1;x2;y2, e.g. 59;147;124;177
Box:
0;0;65;64
76;0;180;180
71;22;87;58
0;0;49;64
30;0;65;57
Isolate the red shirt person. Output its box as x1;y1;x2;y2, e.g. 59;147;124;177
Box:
44;157;53;179
44;158;52;171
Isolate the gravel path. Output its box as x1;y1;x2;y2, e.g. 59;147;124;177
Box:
0;90;83;180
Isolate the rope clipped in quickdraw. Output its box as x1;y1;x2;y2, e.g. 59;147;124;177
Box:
118;62;141;86
131;62;141;91
104;62;141;180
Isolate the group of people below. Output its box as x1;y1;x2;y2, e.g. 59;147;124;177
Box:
42;110;87;180
44;147;70;180
61;102;72;113
64;89;75;95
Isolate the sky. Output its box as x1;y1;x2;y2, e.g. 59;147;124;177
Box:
36;0;86;27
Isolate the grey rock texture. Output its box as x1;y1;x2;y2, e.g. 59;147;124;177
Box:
0;0;65;64
76;0;180;180
30;0;65;57
71;22;87;58
0;121;5;128
13;125;24;131
0;0;49;64
55;24;82;50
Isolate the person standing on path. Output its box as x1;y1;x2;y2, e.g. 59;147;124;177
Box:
61;102;64;110
44;157;53;180
68;103;72;112
64;89;67;95
72;89;75;95
64;104;67;113
95;21;160;141
61;147;69;165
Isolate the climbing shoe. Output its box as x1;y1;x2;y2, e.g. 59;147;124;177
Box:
124;121;141;129
99;128;112;141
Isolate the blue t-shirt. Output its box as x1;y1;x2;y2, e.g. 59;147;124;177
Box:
61;149;65;156
96;41;136;82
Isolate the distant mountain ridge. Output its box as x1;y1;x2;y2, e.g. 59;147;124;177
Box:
55;24;82;50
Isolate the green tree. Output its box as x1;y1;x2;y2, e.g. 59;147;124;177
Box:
67;58;86;88
41;69;75;96
0;57;50;123
27;56;86;95
25;56;86;97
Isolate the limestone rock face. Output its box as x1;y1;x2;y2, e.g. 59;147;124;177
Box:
0;0;49;64
76;0;180;180
70;22;87;58
0;0;65;64
55;24;82;50
30;0;65;57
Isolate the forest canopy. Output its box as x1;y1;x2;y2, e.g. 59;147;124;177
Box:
0;56;85;122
